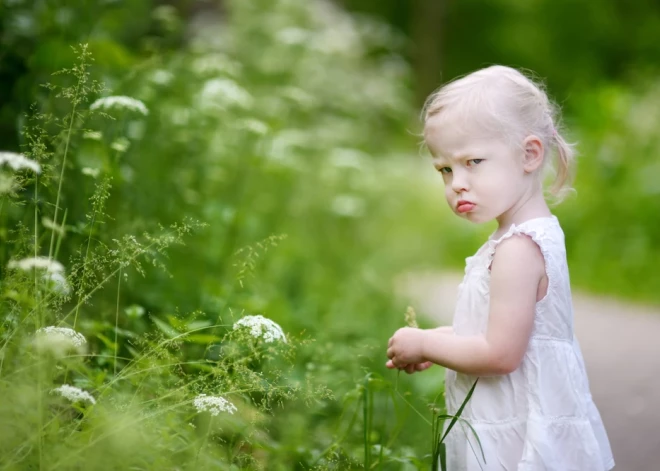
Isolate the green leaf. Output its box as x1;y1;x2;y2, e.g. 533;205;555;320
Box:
440;378;478;443
96;332;117;350
150;315;179;338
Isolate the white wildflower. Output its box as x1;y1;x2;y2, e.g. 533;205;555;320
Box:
43;271;70;295
240;119;268;135
10;13;34;35
0;151;41;173
35;326;85;357
8;257;64;274
267;129;307;166
36;326;86;346
280;87;316;108
82;130;103;140
151;69;173;85
90;96;149;116
331;195;365;218
233;314;286;343
110;137;130;153
192;54;240;76
9;257;69;295
42;217;64;235
329;148;367;170
51;385;96;405
125;304;145;318
276;28;309;45
193;394;237;416
82;167;101;178
309;4;361;54
199;78;253;110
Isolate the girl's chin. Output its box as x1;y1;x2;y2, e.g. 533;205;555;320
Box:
458;211;492;224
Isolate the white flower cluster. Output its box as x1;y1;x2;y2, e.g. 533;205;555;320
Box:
198;78;253;109
0;151;41;173
44;271;71;295
192;54;240;76
8;257;70;294
34;326;86;357
90;96;149;116
52;385;96;405
36;326;86;347
8;256;64;273
233;315;286;343
193;394;237;416
82;167;100;178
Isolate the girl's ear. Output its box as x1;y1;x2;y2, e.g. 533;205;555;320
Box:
522;135;544;173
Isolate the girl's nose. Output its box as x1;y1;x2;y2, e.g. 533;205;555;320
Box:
451;170;469;193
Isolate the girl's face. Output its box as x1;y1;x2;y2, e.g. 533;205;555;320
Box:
424;116;530;224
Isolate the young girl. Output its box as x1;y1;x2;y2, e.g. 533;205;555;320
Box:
386;65;615;470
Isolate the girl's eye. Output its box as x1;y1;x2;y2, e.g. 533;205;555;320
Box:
438;167;452;174
468;159;484;166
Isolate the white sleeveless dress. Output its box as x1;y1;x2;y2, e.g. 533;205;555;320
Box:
444;216;615;471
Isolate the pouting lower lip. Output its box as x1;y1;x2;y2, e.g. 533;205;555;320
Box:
456;202;475;213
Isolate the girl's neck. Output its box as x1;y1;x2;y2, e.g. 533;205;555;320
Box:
494;191;552;237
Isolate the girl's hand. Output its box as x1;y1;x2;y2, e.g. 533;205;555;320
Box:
386;360;433;374
386;327;429;368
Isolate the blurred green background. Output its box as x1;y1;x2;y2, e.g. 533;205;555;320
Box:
1;0;659;469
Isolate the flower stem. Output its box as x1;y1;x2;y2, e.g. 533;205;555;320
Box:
48;103;77;262
34;175;44;471
73;208;96;329
114;267;122;376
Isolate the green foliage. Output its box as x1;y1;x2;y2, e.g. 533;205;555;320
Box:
0;1;447;469
2;0;659;469
342;0;660;100
556;80;660;302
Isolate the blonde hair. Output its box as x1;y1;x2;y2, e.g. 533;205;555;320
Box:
422;65;576;202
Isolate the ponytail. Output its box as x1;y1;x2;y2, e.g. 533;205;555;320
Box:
549;130;576;203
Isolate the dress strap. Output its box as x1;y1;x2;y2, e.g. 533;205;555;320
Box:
484;216;558;268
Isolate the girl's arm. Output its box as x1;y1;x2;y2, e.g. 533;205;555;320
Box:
387;235;544;376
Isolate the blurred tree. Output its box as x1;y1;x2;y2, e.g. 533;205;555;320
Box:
0;0;185;150
410;0;447;104
341;0;660;103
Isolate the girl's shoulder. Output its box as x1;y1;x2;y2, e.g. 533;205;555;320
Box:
483;215;564;264
491;215;562;245
466;216;564;272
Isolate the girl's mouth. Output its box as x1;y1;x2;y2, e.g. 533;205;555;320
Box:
456;200;476;213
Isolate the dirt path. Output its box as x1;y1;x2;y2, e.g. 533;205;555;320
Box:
398;272;660;471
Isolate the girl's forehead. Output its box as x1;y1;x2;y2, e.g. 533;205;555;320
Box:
424;116;492;159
